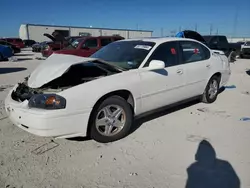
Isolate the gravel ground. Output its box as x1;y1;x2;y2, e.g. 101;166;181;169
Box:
0;51;250;188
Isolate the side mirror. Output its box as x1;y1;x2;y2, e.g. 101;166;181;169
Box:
148;60;165;70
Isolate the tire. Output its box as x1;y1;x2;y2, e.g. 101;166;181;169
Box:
240;54;244;59
90;96;133;143
201;76;220;103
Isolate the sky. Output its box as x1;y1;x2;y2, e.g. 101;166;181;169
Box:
0;0;250;38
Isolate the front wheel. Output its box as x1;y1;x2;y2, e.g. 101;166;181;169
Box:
90;96;133;143
201;76;220;103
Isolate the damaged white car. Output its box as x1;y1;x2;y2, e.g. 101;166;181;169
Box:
5;37;230;143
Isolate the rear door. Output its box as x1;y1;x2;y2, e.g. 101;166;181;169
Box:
78;38;99;57
178;40;212;97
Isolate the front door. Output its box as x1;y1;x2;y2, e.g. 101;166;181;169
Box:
178;40;212;97
78;38;99;57
139;41;187;113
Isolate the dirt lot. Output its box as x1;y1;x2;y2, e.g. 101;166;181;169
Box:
0;51;250;188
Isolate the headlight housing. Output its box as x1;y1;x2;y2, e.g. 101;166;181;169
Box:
28;94;66;110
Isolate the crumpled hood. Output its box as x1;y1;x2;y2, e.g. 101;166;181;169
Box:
28;54;101;88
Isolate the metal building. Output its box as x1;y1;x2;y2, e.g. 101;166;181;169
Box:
19;24;153;42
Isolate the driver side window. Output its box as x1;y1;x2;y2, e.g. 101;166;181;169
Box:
81;39;98;49
145;42;179;67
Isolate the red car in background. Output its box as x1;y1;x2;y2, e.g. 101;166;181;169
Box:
0;38;25;48
52;36;124;57
41;34;83;57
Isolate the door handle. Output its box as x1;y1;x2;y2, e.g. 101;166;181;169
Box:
176;69;183;74
206;64;211;68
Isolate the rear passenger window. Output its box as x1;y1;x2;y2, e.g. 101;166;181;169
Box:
101;38;112;46
180;41;210;63
146;42;179;67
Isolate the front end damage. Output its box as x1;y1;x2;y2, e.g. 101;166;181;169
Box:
5;61;117;138
11;62;117;103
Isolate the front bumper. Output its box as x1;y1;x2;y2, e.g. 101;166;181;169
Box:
5;88;92;139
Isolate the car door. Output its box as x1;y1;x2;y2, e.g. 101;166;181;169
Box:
178;40;212;97
78;38;99;57
138;41;187;113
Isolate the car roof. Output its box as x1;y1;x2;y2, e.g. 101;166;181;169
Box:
121;37;202;45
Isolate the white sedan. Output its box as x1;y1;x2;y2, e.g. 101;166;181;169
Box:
5;37;231;143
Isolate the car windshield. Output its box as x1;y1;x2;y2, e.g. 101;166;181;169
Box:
90;40;155;70
66;38;84;49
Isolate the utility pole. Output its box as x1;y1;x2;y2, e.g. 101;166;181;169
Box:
136;24;139;30
233;6;239;37
216;28;219;35
209;24;213;35
179;26;182;32
161;28;164;37
195;24;197;32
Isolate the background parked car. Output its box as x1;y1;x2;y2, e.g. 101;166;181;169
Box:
202;35;241;62
0;40;21;53
0;45;13;61
23;39;36;47
240;41;250;58
41;34;86;57
175;31;241;62
0;38;25;48
51;36;124;57
32;41;53;52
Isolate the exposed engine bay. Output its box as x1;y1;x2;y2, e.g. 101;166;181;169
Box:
11;62;119;102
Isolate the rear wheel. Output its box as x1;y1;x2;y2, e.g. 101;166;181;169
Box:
90;96;133;143
201;76;220;103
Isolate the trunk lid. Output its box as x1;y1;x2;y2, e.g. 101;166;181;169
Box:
43;33;56;42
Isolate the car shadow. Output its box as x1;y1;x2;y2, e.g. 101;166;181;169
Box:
185;140;240;188
14;53;34;56
246;70;250;76
130;99;200;135
67;136;91;142
0;67;27;74
15;58;33;61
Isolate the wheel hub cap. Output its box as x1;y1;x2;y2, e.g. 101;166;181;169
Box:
208;80;218;99
95;105;126;136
